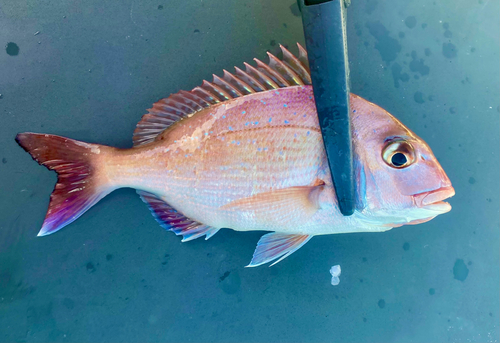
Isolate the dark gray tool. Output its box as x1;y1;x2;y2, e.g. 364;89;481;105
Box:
298;0;355;216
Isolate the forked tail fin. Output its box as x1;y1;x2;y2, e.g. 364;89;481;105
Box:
15;133;113;236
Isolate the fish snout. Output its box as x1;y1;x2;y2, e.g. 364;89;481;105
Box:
413;186;455;212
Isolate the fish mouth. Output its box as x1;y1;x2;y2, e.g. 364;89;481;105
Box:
413;186;455;213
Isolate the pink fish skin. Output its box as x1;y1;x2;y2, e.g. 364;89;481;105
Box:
15;45;454;267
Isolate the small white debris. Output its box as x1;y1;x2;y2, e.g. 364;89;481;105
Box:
34;31;40;36
330;265;341;286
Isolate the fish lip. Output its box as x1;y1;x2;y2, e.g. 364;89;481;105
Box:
413;186;455;212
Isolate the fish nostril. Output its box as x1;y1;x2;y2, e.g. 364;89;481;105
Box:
441;178;453;188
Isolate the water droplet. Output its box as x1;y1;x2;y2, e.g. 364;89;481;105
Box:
6;42;19;56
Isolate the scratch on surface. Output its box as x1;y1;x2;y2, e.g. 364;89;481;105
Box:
130;1;139;28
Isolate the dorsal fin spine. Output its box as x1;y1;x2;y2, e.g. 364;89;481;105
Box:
244;62;279;90
297;43;310;71
202;80;232;101
279;45;311;84
234;66;266;91
212;74;244;98
167;97;197;113
223;70;255;95
267;52;304;86
159;98;189;113
170;93;201;112
178;90;211;109
192;86;220;104
152;104;185;117
153;99;183;112
254;58;291;87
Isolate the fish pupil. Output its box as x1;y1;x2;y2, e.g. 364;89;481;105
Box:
391;152;407;167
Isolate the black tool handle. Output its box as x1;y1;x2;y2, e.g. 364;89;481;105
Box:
299;0;355;215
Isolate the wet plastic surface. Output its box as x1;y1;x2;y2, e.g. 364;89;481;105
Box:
1;0;499;342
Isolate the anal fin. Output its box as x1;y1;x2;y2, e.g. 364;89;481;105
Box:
138;191;219;242
247;232;312;267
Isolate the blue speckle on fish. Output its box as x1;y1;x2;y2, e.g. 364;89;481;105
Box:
242;111;246;114
254;121;259;125
228;126;233;131
284;120;289;124
269;118;272;123
222;115;226;119
283;104;288;107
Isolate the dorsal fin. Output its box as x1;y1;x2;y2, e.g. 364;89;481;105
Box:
132;43;311;147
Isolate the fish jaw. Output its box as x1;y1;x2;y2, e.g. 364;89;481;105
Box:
412;186;455;213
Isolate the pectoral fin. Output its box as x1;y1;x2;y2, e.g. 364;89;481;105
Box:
221;184;325;226
247;232;312;267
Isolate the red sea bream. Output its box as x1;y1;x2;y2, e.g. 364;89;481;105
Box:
16;44;455;267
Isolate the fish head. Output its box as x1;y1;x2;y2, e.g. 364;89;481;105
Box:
351;95;455;227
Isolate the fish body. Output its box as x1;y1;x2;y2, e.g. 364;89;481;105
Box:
16;44;455;267
108;86;343;235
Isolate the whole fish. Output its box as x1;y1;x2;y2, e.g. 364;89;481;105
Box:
16;44;455;267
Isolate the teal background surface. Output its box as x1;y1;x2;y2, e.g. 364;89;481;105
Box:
1;0;498;341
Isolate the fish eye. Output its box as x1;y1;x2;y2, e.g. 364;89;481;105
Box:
382;140;416;169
